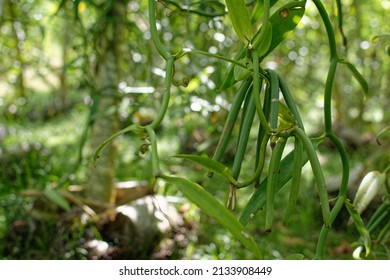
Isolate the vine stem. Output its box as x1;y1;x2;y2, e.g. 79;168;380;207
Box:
146;125;160;176
324;58;338;133
148;0;170;60
185;48;269;82
312;0;337;59
312;0;351;259
149;56;175;129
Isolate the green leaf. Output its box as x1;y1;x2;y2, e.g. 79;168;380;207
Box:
240;147;310;225
163;175;262;259
225;0;252;44
219;48;247;90
277;101;296;126
345;200;371;257
251;0;279;24
174;154;238;184
219;1;306;90
338;59;369;95
252;20;273;57
233;57;252;81
261;0;306;59
94;124;144;165
43;188;71;212
188;0;226;17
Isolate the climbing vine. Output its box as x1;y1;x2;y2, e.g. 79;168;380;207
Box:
94;0;378;259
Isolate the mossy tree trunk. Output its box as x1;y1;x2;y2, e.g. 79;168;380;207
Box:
85;0;128;204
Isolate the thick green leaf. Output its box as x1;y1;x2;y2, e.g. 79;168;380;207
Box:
252;20;272;57
251;0;279;24
345;200;371;257
163;175;262;259
240;148;309;225
225;0;252;44
219;1;306;90
338;59;369;95
261;0;306;59
233;57;252;81
278;101;296;126
43;188;71;212
174;154;237;184
94;124;144;165
219;48;247;90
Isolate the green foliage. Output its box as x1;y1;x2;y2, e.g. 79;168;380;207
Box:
225;0;252;44
338;59;369;95
260;0;306;59
43;188;71;212
162;175;262;259
173;154;237;185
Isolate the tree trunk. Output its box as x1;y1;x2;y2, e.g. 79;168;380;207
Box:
85;0;127;204
7;1;26;98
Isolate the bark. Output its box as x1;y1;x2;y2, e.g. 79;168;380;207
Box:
85;0;128;204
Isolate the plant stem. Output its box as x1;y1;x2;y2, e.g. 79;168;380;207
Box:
256;0;270;49
312;0;353;259
148;0;170;60
324;58;338;134
146;125;160;176
312;0;337;59
327;133;349;199
150;56;175;129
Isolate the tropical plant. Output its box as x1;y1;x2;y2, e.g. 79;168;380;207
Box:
92;0;381;259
